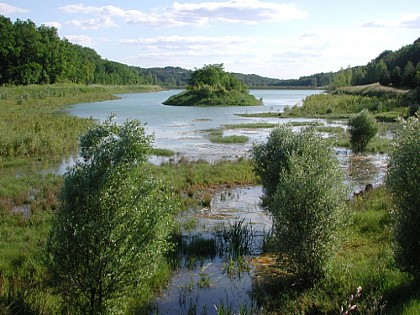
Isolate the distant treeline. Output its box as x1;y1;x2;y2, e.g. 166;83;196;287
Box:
1;15;419;90
0;15;147;85
140;38;420;89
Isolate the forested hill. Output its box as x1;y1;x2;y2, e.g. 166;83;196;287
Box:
1;14;418;90
330;37;420;89
0;15;147;85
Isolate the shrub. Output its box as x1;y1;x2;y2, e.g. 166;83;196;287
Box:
253;126;347;286
348;109;378;152
252;125;298;206
46;116;177;314
386;116;420;279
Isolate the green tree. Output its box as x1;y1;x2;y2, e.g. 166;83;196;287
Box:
348;109;378;152
386;116;420;279
46;116;177;314
253;126;347;286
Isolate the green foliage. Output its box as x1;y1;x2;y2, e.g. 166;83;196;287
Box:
330;37;420;88
188;64;247;92
386;116;420;280
46;117;177;314
252;125;298;206
348;109;379;152
0;15;147;85
163;64;262;106
253;126;347;285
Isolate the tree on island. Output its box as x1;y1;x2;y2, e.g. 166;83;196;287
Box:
163;64;262;106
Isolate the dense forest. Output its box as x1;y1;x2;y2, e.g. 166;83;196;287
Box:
0;15;147;85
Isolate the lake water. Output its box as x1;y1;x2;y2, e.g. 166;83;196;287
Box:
66;89;325;161
66;89;387;191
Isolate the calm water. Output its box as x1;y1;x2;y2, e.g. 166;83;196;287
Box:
67;89;325;161
66;89;387;191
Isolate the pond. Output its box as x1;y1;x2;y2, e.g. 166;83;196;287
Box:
152;186;268;315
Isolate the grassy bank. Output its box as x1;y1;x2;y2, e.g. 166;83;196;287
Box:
256;187;420;314
0;84;163;161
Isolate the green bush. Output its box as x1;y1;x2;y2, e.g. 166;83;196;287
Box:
253;126;347;286
348;109;378;152
252;125;298;206
46;116;178;314
386;116;420;280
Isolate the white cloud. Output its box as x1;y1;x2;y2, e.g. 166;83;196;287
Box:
43;21;62;30
66;16;118;30
168;0;307;25
64;34;93;46
362;14;420;29
59;1;306;29
0;2;29;14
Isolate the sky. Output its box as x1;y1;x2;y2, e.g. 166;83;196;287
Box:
2;1;420;79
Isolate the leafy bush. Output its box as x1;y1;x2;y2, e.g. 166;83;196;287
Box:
348;109;378;152
253;126;347;286
46;116;177;314
386;116;420;279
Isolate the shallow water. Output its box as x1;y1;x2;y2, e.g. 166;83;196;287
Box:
152;186;268;315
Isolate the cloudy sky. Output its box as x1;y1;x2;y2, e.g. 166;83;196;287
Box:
2;1;420;79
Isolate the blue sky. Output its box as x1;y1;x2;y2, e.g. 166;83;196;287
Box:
2;1;420;79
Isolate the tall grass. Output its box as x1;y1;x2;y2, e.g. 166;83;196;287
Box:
0;84;162;159
150;159;258;206
283;93;406;119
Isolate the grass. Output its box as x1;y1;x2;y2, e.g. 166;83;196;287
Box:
223;122;278;129
150;159;258;206
150;147;175;157
254;187;420;314
336;83;409;98
208;129;249;144
0;84;162;160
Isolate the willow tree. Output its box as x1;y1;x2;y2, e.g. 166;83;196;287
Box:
253;125;347;286
46;116;177;314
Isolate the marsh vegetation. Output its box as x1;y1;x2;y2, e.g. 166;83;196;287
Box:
0;84;419;315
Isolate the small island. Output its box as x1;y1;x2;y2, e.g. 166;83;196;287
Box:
163;64;262;106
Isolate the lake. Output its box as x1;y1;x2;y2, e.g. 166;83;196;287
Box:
66;89;387;192
66;89;326;161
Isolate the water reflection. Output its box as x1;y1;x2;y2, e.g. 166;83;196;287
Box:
152;187;269;315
